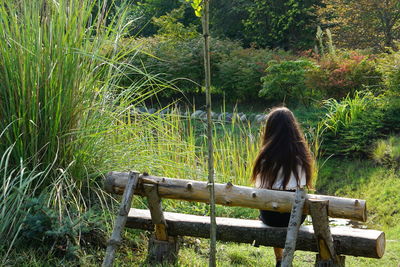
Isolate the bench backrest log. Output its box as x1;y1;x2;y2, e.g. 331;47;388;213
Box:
105;172;367;222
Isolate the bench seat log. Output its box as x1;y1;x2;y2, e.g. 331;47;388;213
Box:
126;208;385;259
105;172;367;222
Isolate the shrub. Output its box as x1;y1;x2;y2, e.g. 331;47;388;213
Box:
259;59;319;105
372;136;400;168
377;49;400;93
132;36;242;95
215;48;291;100
320;92;400;157
20;196;106;258
306;51;383;99
132;36;293;100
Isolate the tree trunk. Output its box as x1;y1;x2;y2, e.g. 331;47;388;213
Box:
201;0;216;265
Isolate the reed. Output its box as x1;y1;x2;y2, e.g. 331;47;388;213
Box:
0;0;170;181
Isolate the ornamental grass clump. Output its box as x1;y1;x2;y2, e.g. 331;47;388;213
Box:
0;0;165;257
0;0;159;182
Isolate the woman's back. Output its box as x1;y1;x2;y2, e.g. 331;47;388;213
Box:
251;107;313;190
251;107;314;267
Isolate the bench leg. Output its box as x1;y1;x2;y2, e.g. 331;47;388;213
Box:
315;255;345;267
147;235;180;265
310;199;345;267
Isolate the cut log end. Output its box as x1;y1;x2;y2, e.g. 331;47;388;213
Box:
376;232;386;258
363;202;368;222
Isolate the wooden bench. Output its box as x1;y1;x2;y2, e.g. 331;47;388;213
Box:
103;171;386;266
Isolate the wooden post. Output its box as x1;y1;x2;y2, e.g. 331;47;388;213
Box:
282;188;306;267
102;171;139;267
144;184;179;265
309;199;345;267
143;184;168;241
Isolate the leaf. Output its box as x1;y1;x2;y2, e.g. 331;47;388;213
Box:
186;0;203;17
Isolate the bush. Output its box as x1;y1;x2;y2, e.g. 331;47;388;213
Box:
132;36;242;95
215;48;291;100
20;196;106;258
259;59;319;105
320;92;400;157
377;49;400;93
372;136;400;168
132;36;293;100
306;51;383;99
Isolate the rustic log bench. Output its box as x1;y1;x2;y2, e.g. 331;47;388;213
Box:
103;172;385;267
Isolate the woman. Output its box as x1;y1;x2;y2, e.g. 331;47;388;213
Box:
251;107;314;267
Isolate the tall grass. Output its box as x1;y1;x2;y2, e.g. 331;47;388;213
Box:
0;0;168;257
0;0;161;180
0;124;53;258
322;91;372;133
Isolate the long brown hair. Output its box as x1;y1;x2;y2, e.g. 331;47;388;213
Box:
251;107;313;189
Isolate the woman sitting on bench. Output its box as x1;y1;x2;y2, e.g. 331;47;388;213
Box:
251;107;314;267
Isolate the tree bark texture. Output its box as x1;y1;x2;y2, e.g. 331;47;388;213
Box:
105;172;367;222
125;208;385;259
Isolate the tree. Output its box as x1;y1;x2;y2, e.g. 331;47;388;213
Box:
152;6;199;41
244;0;323;50
318;0;400;50
209;0;249;42
131;0;198;36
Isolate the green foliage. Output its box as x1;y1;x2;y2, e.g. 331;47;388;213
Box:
244;0;323;50
377;48;400;93
259;59;319;105
134;36;289;98
209;0;249;41
372;136;400;168
319;0;400;50
152;5;199;41
131;36;208;94
185;0;203;17
0;0;125;176
0;0;171;182
320;93;400;157
315;26;336;57
306;51;383;99
130;0;188;36
317;158;400;233
0;144;49;254
20;197;105;258
215;48;291;100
